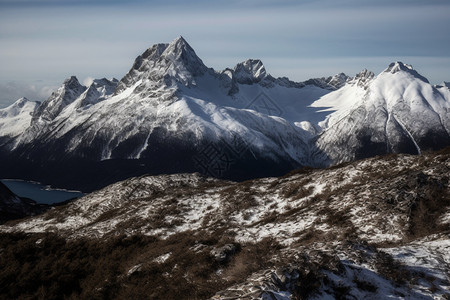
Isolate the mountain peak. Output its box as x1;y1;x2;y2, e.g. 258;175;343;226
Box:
141;43;169;61
384;61;413;73
115;37;207;93
327;73;350;89
383;62;429;83
351;69;375;88
173;35;188;45
32;77;86;122
161;36;207;76
163;36;195;57
15;97;30;106
63;76;83;90
0;97;38;118
233;59;267;84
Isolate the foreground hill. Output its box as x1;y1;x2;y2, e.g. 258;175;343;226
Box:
1;148;449;299
0;181;48;224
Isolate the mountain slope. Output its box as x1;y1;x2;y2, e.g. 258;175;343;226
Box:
0;37;449;191
0;37;338;190
0;98;39;140
311;62;450;165
0;181;48;224
1;149;449;299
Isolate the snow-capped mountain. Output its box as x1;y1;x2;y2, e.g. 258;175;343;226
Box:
311;62;450;165
0;97;40;140
0;36;449;191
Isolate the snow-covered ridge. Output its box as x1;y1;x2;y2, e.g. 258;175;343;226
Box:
0;97;39;137
384;61;429;83
310;61;450;165
0;37;449;191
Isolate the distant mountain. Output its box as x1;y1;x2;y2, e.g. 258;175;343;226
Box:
311;62;450;165
0;97;39;140
0;37;449;191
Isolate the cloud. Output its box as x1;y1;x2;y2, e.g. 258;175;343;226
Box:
83;77;94;86
0;81;57;108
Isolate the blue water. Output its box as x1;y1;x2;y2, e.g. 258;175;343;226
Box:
1;179;84;205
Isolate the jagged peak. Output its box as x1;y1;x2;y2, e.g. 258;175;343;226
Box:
355;69;375;79
15;97;30;105
0;97;39;119
332;72;348;79
141;43;169;61
63;76;83;90
303;73;349;91
167;36;190;50
163;36;195;59
235;59;265;71
233;59;267;84
82;78;117;102
128;43;170;73
13;97;40;109
384;61;413;73
32;77;87;122
91;77;119;87
348;69;375;89
58;76;86;95
327;73;350;89
160;36;206;72
1;97;30;111
383;61;429;83
115;37;208;93
173;35;188;45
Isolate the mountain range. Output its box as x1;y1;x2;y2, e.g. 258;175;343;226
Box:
0;36;449;191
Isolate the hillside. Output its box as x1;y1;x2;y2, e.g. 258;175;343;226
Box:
1;148;449;299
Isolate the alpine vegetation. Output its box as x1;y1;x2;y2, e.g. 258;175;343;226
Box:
1;149;449;299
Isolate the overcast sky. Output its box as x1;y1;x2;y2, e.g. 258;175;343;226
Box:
0;0;449;108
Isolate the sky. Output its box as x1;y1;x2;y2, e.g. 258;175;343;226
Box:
0;0;449;108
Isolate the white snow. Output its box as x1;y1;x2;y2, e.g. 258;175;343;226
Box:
2;36;449;171
0;98;39;137
153;252;171;264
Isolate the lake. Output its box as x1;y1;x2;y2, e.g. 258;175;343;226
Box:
1;179;85;205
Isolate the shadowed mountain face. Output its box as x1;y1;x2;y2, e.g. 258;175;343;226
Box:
0;37;449;191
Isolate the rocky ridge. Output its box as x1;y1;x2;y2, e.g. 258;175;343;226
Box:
1;148;449;299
